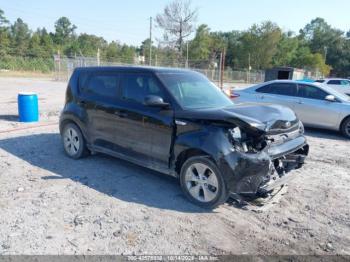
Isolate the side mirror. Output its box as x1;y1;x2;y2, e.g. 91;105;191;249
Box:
325;95;336;102
144;95;169;108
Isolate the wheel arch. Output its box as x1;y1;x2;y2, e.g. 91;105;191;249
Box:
340;115;350;131
59;115;89;143
175;148;213;175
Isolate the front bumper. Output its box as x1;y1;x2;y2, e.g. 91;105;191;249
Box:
221;136;309;196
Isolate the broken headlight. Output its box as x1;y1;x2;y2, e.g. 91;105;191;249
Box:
228;127;267;153
228;127;249;152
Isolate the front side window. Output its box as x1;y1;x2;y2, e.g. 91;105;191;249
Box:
297;84;328;100
256;83;297;96
120;73;165;104
157;72;233;109
83;73;119;98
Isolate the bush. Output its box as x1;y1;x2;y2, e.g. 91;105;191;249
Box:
0;56;54;73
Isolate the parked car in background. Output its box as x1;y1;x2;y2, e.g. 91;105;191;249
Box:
60;67;309;209
315;78;350;96
233;80;350;138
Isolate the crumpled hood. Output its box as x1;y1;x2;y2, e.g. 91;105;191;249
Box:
177;103;298;133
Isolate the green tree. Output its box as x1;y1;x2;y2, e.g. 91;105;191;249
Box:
0;9;10;56
237;21;282;69
272;32;299;66
188;24;226;68
54;17;77;46
38;28;54;58
300;18;345;75
10;18;31;56
28;32;42;57
104;41;120;61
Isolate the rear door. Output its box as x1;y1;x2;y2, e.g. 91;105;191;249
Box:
78;71;121;149
112;72;174;170
294;84;341;128
254;82;298;110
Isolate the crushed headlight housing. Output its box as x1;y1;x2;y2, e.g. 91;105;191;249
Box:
228;127;267;153
228;127;248;152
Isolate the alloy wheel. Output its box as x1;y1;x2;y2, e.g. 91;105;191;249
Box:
64;127;80;156
345;121;350;137
184;163;219;202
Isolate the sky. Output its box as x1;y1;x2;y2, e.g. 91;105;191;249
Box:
1;0;349;46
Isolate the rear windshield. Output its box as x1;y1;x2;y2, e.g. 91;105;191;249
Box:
315;80;325;83
157;72;233;109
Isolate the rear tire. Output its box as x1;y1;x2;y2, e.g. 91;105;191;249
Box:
340;117;350;139
180;156;229;209
61;123;89;159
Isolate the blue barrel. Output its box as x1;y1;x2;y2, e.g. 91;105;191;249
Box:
18;92;39;122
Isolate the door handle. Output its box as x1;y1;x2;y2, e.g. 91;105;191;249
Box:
297;100;304;104
115;111;128;118
78;100;86;106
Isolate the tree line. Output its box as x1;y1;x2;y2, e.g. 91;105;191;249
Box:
0;3;349;77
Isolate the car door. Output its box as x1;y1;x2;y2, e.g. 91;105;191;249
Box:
293;84;341;128
78;71;121;149
112;72;174;171
254;82;298;110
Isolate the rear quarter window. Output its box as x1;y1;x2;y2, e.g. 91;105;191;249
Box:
80;72;120;98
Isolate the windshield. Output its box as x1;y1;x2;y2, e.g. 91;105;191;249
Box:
157;72;233;109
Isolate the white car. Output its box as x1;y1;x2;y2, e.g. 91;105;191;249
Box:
315;78;350;96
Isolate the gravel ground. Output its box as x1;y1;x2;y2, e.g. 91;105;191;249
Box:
0;77;349;255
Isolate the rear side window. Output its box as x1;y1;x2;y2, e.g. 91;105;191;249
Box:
297;84;329;100
327;80;341;85
120;73;165;104
315;80;325;83
256;83;297;96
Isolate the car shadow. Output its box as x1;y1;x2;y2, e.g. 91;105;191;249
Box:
0;114;18;122
0;133;208;213
304;127;349;141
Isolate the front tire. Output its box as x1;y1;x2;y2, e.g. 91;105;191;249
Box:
341;117;350;139
180;156;229;209
62;123;89;159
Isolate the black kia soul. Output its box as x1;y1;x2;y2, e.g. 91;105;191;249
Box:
60;66;309;209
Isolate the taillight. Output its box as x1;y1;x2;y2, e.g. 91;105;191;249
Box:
230;92;240;99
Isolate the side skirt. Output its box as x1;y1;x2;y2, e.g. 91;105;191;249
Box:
89;145;178;178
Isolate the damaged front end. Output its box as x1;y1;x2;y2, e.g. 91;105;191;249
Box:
223;119;309;197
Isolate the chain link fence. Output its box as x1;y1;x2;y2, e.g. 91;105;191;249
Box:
53;56;265;85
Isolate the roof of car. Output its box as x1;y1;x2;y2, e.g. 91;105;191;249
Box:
262;79;318;85
74;66;194;74
319;78;349;81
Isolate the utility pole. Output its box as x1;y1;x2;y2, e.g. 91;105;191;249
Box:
219;48;226;89
186;42;189;68
248;52;251;83
149;17;152;66
97;48;100;66
219;52;223;89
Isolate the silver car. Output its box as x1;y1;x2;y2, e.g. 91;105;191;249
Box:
234;80;350;138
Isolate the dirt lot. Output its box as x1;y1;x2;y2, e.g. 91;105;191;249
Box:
0;77;349;255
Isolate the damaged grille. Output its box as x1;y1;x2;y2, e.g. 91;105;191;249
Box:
266;127;302;145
